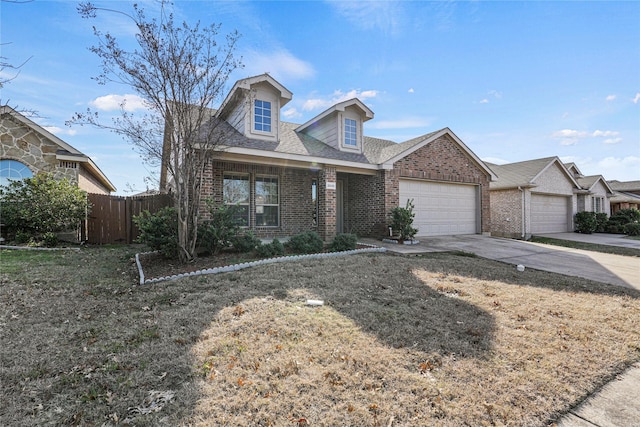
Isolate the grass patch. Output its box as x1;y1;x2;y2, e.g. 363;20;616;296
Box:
1;247;638;426
530;236;640;257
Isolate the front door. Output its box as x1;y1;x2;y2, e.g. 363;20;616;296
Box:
336;180;344;233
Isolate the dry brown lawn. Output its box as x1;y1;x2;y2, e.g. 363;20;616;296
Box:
1;247;639;426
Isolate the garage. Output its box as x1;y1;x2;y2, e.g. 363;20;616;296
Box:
530;194;570;233
399;179;479;236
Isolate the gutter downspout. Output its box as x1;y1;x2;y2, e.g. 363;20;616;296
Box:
518;186;525;239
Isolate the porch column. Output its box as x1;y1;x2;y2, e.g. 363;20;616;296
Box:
318;166;337;241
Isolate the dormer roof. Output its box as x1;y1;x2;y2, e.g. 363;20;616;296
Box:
296;98;374;133
487;156;580;190
216;73;292;120
576;175;614;194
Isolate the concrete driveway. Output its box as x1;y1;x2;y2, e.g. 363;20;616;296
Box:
371;234;640;290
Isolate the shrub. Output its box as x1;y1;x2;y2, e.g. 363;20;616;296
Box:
330;233;358;252
256;238;285;258
574;211;597;234
134;207;178;258
231;231;261;253
0;173;90;240
606;209;640;235
197;201;242;255
623;222;640;236
595;213;609;233
42;231;59;248
391;199;418;241
286;231;324;254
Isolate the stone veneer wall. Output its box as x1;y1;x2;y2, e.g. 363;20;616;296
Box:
392;135;492;234
1;114;78;184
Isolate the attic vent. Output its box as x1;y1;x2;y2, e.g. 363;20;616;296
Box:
58;161;78;169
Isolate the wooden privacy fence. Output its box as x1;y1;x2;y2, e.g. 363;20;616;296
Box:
85;193;173;244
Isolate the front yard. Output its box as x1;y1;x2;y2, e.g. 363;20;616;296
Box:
1;246;639;426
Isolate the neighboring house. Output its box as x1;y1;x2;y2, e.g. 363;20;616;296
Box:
564;162;613;216
162;74;495;240
487;157;580;239
608;180;640;213
0;105;116;194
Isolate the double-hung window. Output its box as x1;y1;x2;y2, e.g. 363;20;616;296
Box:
255;176;279;227
344;118;357;147
254;100;272;133
593;197;603;213
223;174;250;226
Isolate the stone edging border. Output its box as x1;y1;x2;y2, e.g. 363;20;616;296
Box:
135;243;387;285
0;244;81;252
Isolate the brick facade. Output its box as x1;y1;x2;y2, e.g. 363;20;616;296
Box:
391;135;491;234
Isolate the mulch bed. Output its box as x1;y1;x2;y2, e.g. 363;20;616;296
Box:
138;244;374;280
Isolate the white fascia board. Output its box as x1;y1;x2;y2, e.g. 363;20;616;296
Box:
217;74;293;119
217;146;380;172
296;98;374;133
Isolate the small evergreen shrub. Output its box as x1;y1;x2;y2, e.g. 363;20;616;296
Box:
595;213;609;233
391;199;418;241
198;201;242;255
134;207;178;258
231;231;261;253
42;231;59;248
286;231;324;254
623;222;640;236
330;233;358;252
606;209;640;235
574;211;597;234
256;238;285;258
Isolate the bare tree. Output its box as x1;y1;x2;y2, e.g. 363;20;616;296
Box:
68;1;242;263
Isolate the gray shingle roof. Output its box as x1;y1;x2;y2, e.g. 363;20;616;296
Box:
486;157;558;190
608;180;640;192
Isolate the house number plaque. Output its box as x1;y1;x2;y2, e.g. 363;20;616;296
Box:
325;182;336;190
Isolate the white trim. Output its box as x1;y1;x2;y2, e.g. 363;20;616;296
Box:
296;98;374;133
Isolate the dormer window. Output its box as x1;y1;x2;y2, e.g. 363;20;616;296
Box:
344;118;357;147
254;100;272;133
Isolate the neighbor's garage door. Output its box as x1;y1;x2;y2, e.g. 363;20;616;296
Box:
399;180;478;236
530;194;570;234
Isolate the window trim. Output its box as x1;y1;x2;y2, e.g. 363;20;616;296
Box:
0;159;33;187
253;99;273;135
344;117;357;147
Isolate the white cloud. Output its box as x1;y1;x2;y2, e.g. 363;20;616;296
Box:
633;93;640;104
43;126;77;136
488;89;502;99
367;117;431;130
282;107;302;120
90;94;147;112
243;49;315;81
592;130;619;137
479;99;489;104
328;0;404;35
408;88;414;93
552;129;589;138
302;89;379;111
603;138;622;144
559;156;640;181
605;94;616;101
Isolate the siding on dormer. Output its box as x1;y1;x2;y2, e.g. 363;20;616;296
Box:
303;112;340;150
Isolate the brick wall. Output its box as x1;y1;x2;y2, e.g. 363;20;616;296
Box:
344;171;387;237
391;135;492;233
490;189;523;238
317;167;337;240
201;160;317;239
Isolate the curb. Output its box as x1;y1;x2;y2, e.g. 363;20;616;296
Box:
136;243;387;285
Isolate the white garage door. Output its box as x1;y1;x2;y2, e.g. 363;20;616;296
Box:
531;194;570;234
399;180;478;236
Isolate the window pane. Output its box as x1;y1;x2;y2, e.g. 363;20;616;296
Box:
344;118;357;146
0;159;33;187
230;205;249;227
223;175;249;204
254;99;272;132
256;205;278;227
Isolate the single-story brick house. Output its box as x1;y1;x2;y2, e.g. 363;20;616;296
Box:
564;162;613;216
487;157;580;239
608;180;640;213
162;74;495;240
0;105;116;194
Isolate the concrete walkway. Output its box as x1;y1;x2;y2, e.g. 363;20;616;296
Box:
362;234;640;427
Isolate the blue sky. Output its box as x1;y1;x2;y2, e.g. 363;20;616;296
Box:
2;0;639;194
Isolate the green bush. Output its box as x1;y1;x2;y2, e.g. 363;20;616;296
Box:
330;233;358;252
134;207;178;258
595;213;609;233
256;238;285;258
231;231;261;253
623;222;640;236
197;201;242;255
0;173;90;240
574;211;597;234
391;199;418;241
286;231;324;254
606;209;640;235
42;231;59;248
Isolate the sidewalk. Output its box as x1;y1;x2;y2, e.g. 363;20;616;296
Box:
363;234;640;427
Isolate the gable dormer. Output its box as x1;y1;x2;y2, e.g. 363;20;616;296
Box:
296;98;374;154
217;74;292;142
